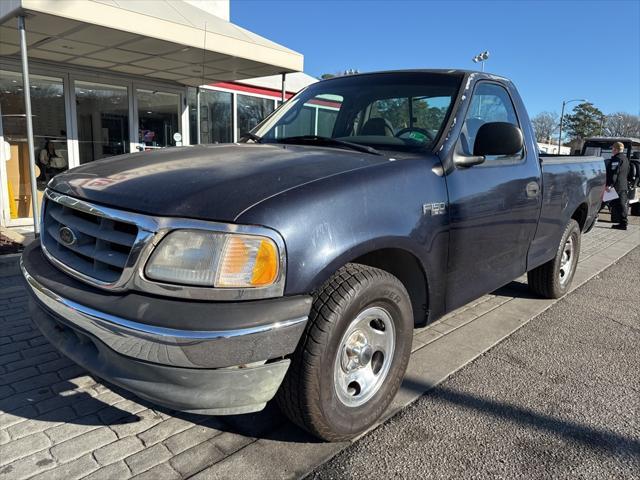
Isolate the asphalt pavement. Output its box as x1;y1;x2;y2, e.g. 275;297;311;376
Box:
309;245;640;479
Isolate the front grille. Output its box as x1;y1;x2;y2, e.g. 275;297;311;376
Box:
42;197;139;283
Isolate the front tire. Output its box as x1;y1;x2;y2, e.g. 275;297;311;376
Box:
528;219;581;299
277;263;413;441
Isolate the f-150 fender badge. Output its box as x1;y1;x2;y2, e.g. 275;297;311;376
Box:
423;202;447;216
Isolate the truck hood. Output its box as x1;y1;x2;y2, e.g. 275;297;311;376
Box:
49;143;387;222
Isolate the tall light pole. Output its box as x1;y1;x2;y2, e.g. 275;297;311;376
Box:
557;98;587;154
472;51;490;72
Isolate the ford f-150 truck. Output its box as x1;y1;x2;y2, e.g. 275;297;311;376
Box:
21;70;605;441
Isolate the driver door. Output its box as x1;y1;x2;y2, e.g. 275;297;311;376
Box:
444;82;541;311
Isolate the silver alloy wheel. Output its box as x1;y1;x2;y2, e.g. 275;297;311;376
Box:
559;235;575;286
333;306;396;407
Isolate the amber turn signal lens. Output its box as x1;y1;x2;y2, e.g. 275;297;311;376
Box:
216;235;279;287
251;239;278;286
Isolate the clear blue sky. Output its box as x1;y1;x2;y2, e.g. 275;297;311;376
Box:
232;0;640;117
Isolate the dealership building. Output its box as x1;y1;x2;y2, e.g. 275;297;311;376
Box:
0;0;316;228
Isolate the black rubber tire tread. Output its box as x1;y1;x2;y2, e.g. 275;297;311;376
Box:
527;219;580;299
276;263;411;441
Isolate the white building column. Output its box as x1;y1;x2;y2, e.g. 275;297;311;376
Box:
18;15;39;235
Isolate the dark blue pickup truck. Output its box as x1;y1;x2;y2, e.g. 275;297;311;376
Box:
21;70;605;441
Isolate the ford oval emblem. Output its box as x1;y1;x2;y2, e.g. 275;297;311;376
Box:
58;226;77;246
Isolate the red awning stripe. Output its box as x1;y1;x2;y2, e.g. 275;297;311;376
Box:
210;82;294;99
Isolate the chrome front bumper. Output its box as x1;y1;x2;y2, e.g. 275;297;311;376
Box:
22;261;306;369
21;244;310;414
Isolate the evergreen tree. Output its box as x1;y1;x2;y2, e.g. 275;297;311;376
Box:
563;102;604;141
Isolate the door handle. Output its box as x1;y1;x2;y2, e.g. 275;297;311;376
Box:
526;181;540;198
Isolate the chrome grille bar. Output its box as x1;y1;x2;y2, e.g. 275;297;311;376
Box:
41;191;141;284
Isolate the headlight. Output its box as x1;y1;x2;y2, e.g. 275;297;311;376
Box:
144;229;280;288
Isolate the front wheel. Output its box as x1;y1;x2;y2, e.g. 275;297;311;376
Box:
277;263;413;441
527;219;581;299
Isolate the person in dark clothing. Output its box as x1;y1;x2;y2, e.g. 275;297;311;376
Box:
38;139;67;183
606;142;629;230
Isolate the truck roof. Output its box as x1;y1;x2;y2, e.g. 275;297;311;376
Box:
318;69;509;82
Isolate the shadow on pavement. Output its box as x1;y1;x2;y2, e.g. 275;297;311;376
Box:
1;362;315;443
492;280;540;300
401;378;640;457
0;379;140;426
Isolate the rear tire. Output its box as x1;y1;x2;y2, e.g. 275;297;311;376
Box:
277;263;413;441
528;219;581;299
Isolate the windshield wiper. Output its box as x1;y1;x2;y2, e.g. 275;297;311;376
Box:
240;132;263;143
275;135;382;156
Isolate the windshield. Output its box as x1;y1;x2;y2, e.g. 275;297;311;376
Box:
248;72;461;152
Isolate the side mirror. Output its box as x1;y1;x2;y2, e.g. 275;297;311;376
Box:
473;122;524;157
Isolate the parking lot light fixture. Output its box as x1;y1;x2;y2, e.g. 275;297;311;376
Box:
472;51;490;72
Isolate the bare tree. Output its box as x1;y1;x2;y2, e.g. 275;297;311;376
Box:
604;112;640;138
531;111;559;143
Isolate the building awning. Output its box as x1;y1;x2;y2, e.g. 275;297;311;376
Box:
0;0;303;86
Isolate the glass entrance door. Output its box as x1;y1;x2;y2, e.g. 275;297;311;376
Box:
75;81;129;164
0;70;68;223
136;89;180;150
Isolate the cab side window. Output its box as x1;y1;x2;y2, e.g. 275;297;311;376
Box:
460;83;523;161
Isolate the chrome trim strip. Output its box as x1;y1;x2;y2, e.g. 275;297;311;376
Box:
45;189;160;231
22;260;306;369
42;189;287;300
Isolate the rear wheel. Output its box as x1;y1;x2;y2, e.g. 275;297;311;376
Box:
277;263;413;441
528;219;581;299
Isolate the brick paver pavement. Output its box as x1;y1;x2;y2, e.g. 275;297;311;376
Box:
1;221;638;480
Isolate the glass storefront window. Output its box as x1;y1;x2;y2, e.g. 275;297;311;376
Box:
0;70;67;220
317;108;339;137
237;94;275;139
200;89;232;144
137;89;180;149
278;105;315;138
75;81;129;164
272;98;341;139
